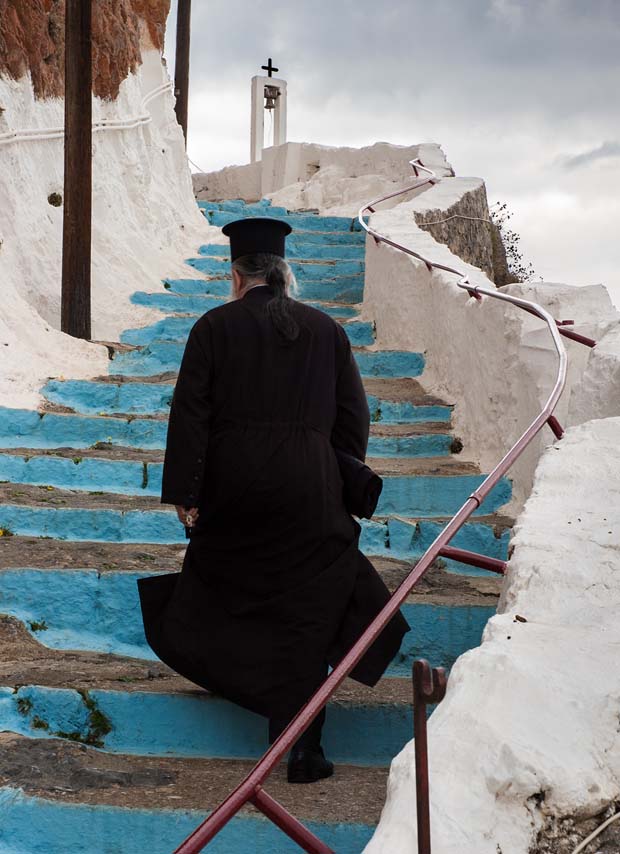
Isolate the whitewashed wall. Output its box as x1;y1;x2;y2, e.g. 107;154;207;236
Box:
0;50;214;408
365;416;620;854
363;178;618;510
193;140;454;214
359;165;620;854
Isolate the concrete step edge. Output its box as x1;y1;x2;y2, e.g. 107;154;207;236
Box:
0;482;514;518
0;434;458;466
0;541;502;606
0;615;411;707
0;732;387;828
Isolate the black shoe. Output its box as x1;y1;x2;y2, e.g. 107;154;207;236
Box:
287;746;334;784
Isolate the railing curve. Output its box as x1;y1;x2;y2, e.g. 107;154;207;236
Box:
0;82;173;148
173;159;596;854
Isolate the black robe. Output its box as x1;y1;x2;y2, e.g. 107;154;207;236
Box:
139;285;408;725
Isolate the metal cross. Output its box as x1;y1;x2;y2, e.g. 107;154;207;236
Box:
261;58;279;77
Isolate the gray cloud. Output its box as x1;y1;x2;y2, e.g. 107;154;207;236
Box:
165;0;620;304
562;141;620;170
167;0;620;96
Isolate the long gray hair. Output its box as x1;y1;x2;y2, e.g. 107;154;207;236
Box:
232;253;300;342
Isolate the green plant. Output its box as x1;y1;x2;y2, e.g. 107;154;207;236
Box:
16;697;33;716
51;692;113;748
490;201;536;282
450;437;464;455
79;690;113;747
28;619;48;632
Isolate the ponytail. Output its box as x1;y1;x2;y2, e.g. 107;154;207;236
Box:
232;253;300;342
264;256;300;342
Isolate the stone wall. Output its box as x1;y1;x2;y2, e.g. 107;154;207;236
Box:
0;0;169;101
413;183;497;282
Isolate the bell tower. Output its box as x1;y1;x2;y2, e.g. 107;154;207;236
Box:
250;58;287;164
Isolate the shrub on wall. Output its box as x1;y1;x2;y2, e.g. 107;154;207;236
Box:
490;201;536;284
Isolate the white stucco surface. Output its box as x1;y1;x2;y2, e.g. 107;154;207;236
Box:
0;50;214;408
363;178;618;509
265;141;453;216
365;416;620;854
570;320;620;424
193;141;454;215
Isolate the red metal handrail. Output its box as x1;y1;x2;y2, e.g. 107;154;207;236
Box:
173;159;596;854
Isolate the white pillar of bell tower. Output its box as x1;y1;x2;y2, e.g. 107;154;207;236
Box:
251;58;287;164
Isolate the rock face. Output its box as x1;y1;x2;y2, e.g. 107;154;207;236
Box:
413;183;497;282
0;0;170;101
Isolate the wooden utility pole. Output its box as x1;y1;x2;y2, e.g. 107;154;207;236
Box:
61;0;92;339
174;0;192;144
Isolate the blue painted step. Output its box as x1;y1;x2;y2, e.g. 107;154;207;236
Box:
40;382;443;423
198;198;289;216
199;241;365;260
0;442;458;496
0;569;494;675
131;290;360;319
0;408;167;450
187;256;365;280
355;351;425;378
39;382;450;423
2;684;407;765
108;344;425;378
361;517;510;575
366;394;451;424
164;275;364;304
203;210;364;232
0;408;447;449
0;790;375;854
180;269;365;304
163;278;231;296
268;229;365;245
120;315;375;348
42;382;174;417
0;484;511;546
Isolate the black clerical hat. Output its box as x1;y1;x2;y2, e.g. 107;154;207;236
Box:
221;217;292;261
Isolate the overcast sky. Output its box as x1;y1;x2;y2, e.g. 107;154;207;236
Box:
164;0;620;306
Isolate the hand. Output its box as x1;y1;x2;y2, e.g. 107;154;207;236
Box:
175;506;199;528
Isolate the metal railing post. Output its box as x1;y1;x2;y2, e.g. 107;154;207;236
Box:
412;660;447;854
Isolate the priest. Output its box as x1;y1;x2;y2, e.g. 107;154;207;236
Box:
138;216;408;784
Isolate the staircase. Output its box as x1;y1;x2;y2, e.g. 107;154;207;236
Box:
0;199;512;853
